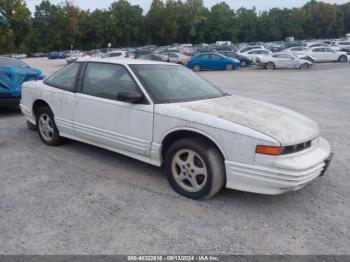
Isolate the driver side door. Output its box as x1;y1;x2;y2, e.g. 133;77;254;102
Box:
73;62;154;157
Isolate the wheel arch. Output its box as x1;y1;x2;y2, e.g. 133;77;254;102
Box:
32;98;51;120
160;128;227;164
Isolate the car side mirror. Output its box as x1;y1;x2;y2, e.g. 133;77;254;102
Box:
117;91;143;103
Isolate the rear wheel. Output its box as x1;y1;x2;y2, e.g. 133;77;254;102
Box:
300;63;309;70
164;138;225;200
338;55;347;63
193;64;201;72
225;63;233;71
265;62;275;70
36;107;61;146
240;60;247;67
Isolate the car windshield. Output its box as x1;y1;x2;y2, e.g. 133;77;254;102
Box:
131;64;225;103
0;57;29;68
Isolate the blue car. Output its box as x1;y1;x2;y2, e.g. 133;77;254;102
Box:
187;53;240;72
48;51;65;59
0;57;44;107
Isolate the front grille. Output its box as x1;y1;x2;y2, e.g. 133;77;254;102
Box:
281;140;312;155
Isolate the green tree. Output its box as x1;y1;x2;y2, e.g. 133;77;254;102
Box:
0;0;31;53
109;0;145;47
207;2;235;42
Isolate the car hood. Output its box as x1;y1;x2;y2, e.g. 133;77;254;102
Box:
176;95;319;145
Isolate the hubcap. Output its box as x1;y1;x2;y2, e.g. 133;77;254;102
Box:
38;114;54;142
194;65;200;72
226;64;233;70
171;149;208;192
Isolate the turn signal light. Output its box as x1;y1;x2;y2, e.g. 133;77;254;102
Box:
255;145;282;156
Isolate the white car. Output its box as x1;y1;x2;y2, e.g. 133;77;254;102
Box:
20;58;333;199
307;47;349;63
256;53;312;70
284;47;310;56
165;52;191;65
240;49;271;64
332;40;350;49
103;50;129;59
237;46;265;54
305;42;341;51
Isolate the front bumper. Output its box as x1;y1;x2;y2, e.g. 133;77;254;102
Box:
225;137;332;195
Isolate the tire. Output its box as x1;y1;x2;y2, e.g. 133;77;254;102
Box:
193;64;201;72
265;62;275;70
164;137;225;200
225;63;233;71
26;120;37;131
300;63;309;70
36;106;61;146
240;60;247;67
338;55;347;63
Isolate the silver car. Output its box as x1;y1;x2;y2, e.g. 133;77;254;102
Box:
257;53;313;70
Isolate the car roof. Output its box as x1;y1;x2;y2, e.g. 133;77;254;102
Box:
78;57;174;66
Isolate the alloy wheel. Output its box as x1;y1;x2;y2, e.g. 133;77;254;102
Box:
171;149;208;193
38;114;54;142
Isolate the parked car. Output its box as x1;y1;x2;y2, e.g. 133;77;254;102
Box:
102;50;129;59
283;47;316;63
48;51;65;59
256;53;312;70
284;47;310;56
20;58;333;199
134;49;152;59
240;49;271;64
0;57;44;107
218;51;252;67
136;54;169;62
187;53;240;71
306;47;349;63
191;49;215;57
332;40;350;49
163;52;191;65
237;46;264;53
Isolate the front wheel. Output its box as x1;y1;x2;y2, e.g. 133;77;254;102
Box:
265;62;275;70
338;55;347;63
193;64;201;72
225;63;233;71
164;138;225;200
36;107;61;146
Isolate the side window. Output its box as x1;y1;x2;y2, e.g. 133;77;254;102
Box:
44;62;80;92
109;53;122;57
210;55;222;60
168;53;177;58
313;48;323;52
82;63;139;101
199;54;210;59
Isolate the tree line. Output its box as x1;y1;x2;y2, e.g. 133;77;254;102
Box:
1;0;350;54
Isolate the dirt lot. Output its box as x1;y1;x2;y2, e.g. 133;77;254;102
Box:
1;58;349;255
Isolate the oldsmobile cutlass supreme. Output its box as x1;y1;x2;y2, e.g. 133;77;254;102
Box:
20;58;333;199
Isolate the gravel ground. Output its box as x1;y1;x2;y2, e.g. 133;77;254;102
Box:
0;58;349;255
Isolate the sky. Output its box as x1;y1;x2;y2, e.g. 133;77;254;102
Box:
24;0;349;14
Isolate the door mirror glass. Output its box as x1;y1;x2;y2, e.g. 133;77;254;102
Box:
117;91;143;103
